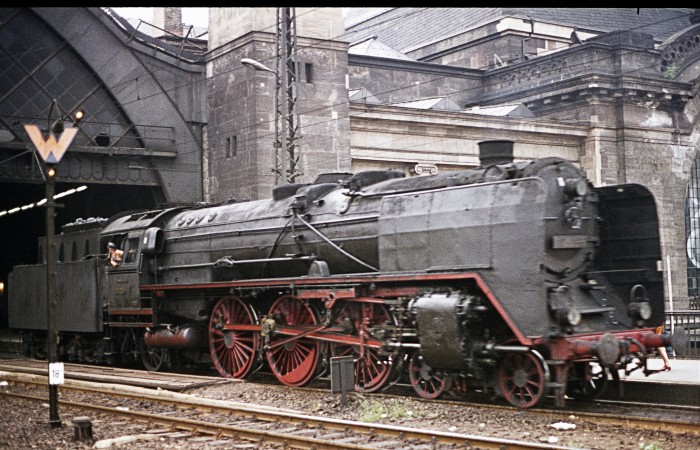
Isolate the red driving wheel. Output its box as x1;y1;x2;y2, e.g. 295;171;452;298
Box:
265;295;321;387
331;302;396;393
209;296;260;379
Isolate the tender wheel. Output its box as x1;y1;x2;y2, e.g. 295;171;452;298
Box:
408;351;451;399
31;337;47;360
330;302;396;393
140;343;169;372
498;351;548;408
209;296;260;379
566;362;614;400
265;295;321;387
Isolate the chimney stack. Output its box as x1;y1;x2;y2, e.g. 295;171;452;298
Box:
477;140;514;166
153;7;183;38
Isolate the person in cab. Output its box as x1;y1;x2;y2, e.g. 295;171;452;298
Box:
107;242;124;267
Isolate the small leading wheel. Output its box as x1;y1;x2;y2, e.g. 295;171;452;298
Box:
209;296;260;379
265;295;321;387
498;350;548;408
408;351;451;399
330;302;396;393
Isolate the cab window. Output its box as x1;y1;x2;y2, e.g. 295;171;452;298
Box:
122;237;140;264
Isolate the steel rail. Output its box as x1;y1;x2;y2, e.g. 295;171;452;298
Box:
1;387;575;450
2;359;698;437
3;391;368;450
3;360;698;437
322;385;700;435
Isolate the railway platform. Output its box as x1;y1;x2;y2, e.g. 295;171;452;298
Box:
620;356;699;385
600;357;700;407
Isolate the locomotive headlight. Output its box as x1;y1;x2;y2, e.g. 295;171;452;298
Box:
556;306;581;326
628;301;652;321
564;205;583;229
566;307;582;326
565;178;588;197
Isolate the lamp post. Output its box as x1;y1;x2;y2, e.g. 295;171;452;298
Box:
242;57;287;185
23;102;82;428
241;8;301;185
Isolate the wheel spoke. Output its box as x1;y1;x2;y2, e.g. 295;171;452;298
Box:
331;302;397;393
408;350;450;399
140;342;167;372
209;296;259;379
498;351;547;408
566;362;612;400
265;295;320;387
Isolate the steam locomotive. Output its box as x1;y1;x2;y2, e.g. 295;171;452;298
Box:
8;140;676;408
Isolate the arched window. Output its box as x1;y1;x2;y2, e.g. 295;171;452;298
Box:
685;159;700;298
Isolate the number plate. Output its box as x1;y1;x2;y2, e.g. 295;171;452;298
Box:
49;362;64;385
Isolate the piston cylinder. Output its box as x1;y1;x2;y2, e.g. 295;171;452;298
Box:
144;325;207;348
411;292;470;369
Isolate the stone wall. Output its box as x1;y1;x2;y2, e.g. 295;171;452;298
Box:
348;56;482;108
205;8;351;203
348;28;699;308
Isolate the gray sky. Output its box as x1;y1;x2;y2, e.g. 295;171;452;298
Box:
110;7;209;28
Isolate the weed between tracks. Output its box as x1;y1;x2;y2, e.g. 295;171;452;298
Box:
640;443;664;450
355;394;418;423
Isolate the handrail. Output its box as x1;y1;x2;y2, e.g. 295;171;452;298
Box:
664;310;700;359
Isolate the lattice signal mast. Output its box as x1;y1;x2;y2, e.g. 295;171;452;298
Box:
274;7;302;184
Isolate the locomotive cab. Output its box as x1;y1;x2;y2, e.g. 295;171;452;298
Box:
102;232;142;309
99;208;182;310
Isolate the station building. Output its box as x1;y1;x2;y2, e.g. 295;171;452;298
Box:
1;7;699;321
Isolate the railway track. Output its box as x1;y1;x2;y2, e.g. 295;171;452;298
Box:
3;374;578;450
1;358;698;437
258;379;700;436
0;358;225;391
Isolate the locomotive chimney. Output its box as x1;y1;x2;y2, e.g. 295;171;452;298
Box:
478;140;514;166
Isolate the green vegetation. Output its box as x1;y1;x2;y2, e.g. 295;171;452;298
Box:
640;442;663;450
662;63;678;79
355;395;413;423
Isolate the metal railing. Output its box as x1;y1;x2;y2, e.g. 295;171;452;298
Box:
666;311;700;358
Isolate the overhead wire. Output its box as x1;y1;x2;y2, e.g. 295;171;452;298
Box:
2;7;690;147
0;8;694;212
0;8;695;183
134;8;696;163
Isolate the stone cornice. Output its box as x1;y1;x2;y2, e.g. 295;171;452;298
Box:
348;54;482;79
660;24;700;75
519;82;692;113
206;30;349;61
479;42;694;111
349;103;589;137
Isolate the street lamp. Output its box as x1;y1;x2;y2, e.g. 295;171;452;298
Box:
242;56;286;184
241;9;301;184
23;100;82;428
241;58;275;74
